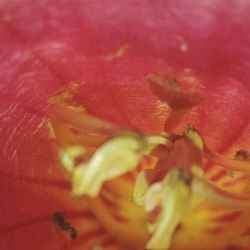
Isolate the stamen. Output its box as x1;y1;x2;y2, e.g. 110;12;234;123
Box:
59;146;86;172
144;182;162;213
49;87;249;250
143;134;169;154
145;134;168;147
132;171;149;205
184;127;203;150
60;134;147;196
192;177;250;210
204;146;250;175
145;170;191;250
185;128;250;175
146;127;204;184
191;164;204;178
49;104;119;135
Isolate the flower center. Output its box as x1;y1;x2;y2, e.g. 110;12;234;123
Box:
48;73;250;249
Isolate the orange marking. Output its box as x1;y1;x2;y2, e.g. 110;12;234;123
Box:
214;211;241;222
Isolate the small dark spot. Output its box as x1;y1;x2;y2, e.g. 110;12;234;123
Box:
175;223;183;232
53;212;64;222
53;212;78;240
181;173;192;185
66;227;78;239
234;150;250;161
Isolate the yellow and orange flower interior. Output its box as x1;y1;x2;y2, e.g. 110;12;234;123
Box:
48;74;250;250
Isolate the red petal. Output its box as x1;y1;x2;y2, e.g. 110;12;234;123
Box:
0;0;250;249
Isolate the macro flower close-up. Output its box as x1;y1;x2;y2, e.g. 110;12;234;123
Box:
0;0;250;249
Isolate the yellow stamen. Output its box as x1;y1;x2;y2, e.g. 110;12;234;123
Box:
61;134;146;196
59;145;86;172
143;134;169;154
132;171;149;205
50;104;119;135
146;170;191;250
204;146;250;174
192;177;250;210
185;128;203;149
191;164;204;178
145;182;162;213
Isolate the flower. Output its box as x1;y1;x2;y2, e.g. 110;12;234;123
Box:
0;1;250;250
